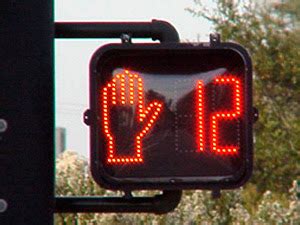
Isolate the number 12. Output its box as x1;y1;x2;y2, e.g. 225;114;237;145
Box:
197;76;242;154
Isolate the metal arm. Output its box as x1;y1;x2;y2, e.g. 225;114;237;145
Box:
55;19;179;42
55;191;182;214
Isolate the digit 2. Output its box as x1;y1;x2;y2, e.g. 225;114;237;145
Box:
197;76;242;154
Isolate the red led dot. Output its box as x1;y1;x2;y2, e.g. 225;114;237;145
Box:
196;81;205;152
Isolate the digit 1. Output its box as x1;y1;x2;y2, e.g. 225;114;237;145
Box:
211;76;242;154
197;81;205;152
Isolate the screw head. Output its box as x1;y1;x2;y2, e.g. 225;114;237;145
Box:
0;119;8;133
0;199;8;213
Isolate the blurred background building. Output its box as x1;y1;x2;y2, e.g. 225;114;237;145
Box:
55;127;66;156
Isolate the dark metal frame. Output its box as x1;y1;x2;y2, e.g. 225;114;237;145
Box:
54;20;182;214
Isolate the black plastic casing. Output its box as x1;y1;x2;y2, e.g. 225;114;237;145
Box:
88;42;253;191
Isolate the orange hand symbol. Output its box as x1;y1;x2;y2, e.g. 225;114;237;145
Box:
102;70;163;164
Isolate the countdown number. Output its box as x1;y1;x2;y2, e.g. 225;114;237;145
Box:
197;77;242;155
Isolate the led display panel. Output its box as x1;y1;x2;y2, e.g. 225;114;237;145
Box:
88;43;253;190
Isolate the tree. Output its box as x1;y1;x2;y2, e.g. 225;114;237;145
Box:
186;0;300;193
274;0;300;24
55;150;300;224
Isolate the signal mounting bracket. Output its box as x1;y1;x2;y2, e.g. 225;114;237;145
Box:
120;33;132;44
210;33;221;46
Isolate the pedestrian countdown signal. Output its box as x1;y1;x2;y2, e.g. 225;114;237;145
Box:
87;43;253;190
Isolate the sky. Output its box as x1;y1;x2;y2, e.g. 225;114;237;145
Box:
55;0;214;157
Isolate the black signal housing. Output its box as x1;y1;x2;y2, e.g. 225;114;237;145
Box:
87;42;253;190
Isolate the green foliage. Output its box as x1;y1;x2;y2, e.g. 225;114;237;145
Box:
187;0;300;193
274;0;300;23
56;150;105;196
55;151;300;224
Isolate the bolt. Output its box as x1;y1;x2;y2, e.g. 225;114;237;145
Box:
211;189;221;199
253;107;259;123
0;119;8;133
0;199;8;213
120;33;132;44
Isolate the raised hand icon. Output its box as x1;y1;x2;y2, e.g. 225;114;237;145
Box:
101;70;163;164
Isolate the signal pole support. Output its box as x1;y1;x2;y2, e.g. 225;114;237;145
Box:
0;0;54;224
